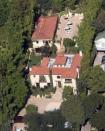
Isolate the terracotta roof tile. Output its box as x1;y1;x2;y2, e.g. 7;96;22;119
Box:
30;54;82;79
55;54;67;65
41;57;49;66
52;54;82;78
30;66;49;75
32;16;58;40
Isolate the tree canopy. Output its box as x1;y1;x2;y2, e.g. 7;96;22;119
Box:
0;0;38;128
61;95;85;130
80;66;105;93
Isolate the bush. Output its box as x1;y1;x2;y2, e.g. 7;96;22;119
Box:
31;86;56;97
64;38;76;47
63;38;78;53
26;105;38;114
63;86;73;99
51;44;57;57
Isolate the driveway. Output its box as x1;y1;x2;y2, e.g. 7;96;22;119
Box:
18;88;63;115
81;122;91;131
94;52;105;66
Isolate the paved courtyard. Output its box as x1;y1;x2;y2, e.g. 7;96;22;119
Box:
56;13;83;40
18;88;63;116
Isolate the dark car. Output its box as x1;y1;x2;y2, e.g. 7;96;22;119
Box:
101;55;105;64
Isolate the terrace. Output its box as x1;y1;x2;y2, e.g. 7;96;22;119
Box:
55;12;83;41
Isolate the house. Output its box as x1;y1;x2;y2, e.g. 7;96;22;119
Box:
30;66;51;88
12;116;27;131
32;16;58;49
95;31;105;51
29;52;82;94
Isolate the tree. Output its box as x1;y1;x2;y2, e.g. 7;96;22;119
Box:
24;110;71;131
61;95;85;130
63;38;77;53
64;38;76;47
0;0;38;127
24;113;40;131
90;103;105;130
0;0;9;26
63;86;73;99
93;10;105;32
80;66;105;93
51;44;57;57
76;0;102;73
82;94;104;119
26;105;38;114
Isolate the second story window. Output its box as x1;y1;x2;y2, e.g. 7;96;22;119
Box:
36;83;39;87
65;79;72;83
57;76;60;79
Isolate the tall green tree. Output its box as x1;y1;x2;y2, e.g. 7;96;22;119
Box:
61;95;85;130
0;0;9;26
90;103;105;130
83;94;104;119
80;66;105;93
0;0;38;127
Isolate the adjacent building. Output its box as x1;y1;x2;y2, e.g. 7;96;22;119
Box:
29;53;82;94
95;31;105;51
31;16;58;49
94;31;105;71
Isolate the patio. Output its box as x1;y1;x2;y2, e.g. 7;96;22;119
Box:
56;12;83;41
18;88;63;116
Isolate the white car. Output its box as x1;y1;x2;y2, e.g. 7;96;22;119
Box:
67;22;72;25
65;27;71;31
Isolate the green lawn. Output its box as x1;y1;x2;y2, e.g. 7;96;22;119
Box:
30;53;41;66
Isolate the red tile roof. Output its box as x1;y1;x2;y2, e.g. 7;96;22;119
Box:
52;54;82;78
55;53;67;65
30;66;49;75
52;67;77;78
71;54;82;69
30;54;82;79
41;57;49;66
32;16;58;40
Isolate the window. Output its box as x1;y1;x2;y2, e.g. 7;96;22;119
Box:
36;41;38;43
57;76;60;79
33;75;35;77
47;83;51;86
36;83;39;87
65;79;72;83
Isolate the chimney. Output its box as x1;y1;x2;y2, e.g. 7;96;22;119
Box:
76;67;79;78
79;50;82;57
29;68;32;71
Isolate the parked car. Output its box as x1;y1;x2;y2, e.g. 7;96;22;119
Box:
67;22;72;25
65;27;71;31
101;55;105;64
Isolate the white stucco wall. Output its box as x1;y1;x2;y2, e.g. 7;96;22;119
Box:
52;75;77;91
30;75;50;88
30;74;77;94
33;40;45;48
52;75;62;87
32;40;53;48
